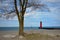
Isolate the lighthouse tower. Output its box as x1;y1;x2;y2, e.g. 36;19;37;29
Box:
39;21;42;29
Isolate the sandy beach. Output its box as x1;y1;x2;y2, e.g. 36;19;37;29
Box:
0;29;60;40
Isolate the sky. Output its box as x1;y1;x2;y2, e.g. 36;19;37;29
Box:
0;0;60;27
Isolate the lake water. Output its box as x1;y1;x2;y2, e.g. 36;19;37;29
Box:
0;27;60;31
0;27;39;31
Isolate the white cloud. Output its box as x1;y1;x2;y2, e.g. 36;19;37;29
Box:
25;9;60;21
25;11;36;17
24;22;39;27
8;16;18;20
44;0;60;2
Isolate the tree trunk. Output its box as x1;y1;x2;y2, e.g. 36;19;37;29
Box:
14;0;26;36
18;14;24;36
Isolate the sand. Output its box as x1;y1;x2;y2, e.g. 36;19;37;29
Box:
0;29;60;40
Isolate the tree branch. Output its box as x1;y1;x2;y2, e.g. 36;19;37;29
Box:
14;0;19;16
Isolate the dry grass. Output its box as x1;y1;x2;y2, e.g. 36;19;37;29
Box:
23;33;56;40
0;33;60;40
0;30;60;40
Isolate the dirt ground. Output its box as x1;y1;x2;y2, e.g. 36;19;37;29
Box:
0;29;60;40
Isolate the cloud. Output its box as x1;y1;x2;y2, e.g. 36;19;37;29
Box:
25;8;60;21
25;11;37;17
24;10;60;26
44;0;60;2
24;22;39;27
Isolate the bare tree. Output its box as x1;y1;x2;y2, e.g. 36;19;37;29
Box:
0;0;49;36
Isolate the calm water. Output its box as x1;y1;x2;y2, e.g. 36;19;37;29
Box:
0;27;60;31
0;27;39;31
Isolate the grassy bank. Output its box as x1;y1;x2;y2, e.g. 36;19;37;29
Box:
20;33;60;40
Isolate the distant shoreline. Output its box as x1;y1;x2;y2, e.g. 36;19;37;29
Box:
39;27;60;30
0;27;60;31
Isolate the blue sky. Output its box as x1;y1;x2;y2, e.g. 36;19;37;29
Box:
0;0;60;27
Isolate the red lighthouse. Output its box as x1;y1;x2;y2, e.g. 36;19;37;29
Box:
39;21;42;29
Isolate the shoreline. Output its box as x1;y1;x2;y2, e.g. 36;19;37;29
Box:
0;29;60;35
0;29;60;40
